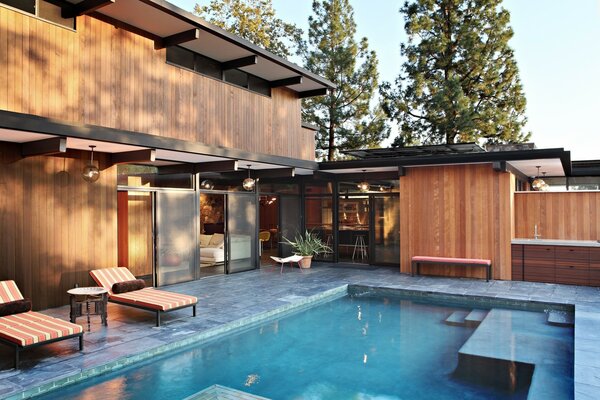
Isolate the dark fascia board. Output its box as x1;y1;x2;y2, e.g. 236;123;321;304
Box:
319;148;572;175
571;160;600;176
61;0;114;18
135;0;336;90
314;170;400;181
301;121;319;131
0;110;318;171
154;28;200;50
157;160;239;175
214;167;295;180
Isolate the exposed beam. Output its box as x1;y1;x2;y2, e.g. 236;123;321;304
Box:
89;12;162;42
21;137;67;157
492;161;507;172
62;0;114;19
398;166;406;177
195;160;238;173
222;55;257;70
298;88;328;98
154;29;200;50
270;76;303;88
110;149;156;165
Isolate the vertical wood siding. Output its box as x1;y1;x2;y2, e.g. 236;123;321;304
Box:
399;164;513;280
514;192;600;240
0;142;117;310
0;7;314;160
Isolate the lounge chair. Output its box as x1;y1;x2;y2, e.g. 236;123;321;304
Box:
0;280;83;369
89;267;197;327
270;255;304;273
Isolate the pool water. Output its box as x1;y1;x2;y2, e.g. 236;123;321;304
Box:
40;294;573;399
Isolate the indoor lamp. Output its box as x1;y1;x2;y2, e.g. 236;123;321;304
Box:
357;169;370;193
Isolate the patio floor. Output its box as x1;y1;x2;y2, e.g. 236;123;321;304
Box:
1;263;599;399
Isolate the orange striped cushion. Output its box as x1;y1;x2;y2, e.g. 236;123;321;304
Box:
90;267;136;294
111;288;197;311
0;311;83;347
0;281;24;304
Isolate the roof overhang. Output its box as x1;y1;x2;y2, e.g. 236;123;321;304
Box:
65;0;334;95
320;148;572;177
0;110;318;174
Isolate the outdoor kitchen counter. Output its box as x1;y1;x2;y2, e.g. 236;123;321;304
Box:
512;239;600;247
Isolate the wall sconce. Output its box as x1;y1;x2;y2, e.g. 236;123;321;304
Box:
82;145;100;183
200;179;214;190
242;164;255;191
357;169;370;193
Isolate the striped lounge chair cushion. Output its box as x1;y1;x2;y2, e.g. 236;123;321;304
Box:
111;288;197;311
0;312;83;347
0;280;24;303
90;268;197;311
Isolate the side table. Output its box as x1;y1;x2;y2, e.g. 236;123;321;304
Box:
67;287;108;331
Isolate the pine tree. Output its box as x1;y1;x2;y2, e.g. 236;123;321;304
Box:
303;0;389;161
381;0;530;146
194;0;304;59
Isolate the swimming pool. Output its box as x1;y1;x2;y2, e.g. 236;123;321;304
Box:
38;290;574;399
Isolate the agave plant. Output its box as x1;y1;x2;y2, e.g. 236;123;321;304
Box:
282;230;331;257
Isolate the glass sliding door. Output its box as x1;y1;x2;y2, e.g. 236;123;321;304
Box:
155;191;198;285
279;195;301;258
226;193;257;273
338;196;370;263
117;191;154;285
372;195;400;265
305;196;333;261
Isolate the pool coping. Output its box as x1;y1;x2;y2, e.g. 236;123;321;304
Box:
5;281;599;400
5;286;348;400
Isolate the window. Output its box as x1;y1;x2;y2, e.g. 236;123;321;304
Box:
1;0;75;29
166;46;271;96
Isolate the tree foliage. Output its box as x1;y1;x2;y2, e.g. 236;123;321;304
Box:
303;0;389;161
381;0;530;146
194;0;304;59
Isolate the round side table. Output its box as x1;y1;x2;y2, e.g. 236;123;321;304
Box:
67;287;108;331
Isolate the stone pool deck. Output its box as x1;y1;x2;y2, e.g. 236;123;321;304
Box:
0;264;599;399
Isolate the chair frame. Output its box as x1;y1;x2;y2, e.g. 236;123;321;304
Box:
0;326;83;369
108;298;197;327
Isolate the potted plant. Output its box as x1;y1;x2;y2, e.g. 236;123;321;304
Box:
282;230;331;268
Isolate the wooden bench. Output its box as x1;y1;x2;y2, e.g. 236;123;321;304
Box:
411;256;492;282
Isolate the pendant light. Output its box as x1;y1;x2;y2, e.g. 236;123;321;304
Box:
242;164;255;191
200;179;214;190
539;172;549;191
357;170;370;193
82;145;100;183
531;166;546;191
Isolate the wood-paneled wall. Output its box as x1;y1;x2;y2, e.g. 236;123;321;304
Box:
399;164;514;280
0;142;117;310
0;7;314;160
514;192;600;240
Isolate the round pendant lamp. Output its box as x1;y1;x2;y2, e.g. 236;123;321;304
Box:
243;164;255;191
200;179;215;190
531;166;546;191
357;170;370;193
82;145;100;183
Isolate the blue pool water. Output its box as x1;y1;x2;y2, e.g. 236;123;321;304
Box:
40;293;573;399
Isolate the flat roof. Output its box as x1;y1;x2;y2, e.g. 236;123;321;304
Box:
342;143;486;159
65;0;335;95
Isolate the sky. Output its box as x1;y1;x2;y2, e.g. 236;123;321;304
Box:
171;0;600;161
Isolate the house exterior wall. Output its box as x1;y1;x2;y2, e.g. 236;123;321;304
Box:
0;6;315;160
514;192;600;240
0;143;118;310
399;164;514;280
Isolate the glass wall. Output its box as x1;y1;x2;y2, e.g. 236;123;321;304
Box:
305;196;334;261
338;196;370;263
372;195;400;265
155;192;198;286
226;193;257;273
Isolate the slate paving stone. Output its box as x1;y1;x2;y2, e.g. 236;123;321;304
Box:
1;264;599;399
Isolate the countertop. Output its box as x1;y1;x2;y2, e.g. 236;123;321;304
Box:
512;238;600;247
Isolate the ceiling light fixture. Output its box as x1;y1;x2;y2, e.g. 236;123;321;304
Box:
357;170;370;193
242;164;255;191
531;166;546;191
82;145;100;183
200;179;214;190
